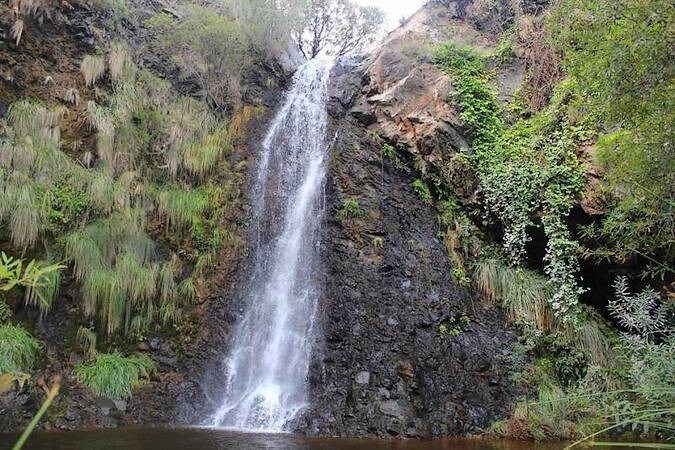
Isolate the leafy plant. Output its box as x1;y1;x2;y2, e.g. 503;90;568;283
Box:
439;314;471;337
74;352;156;399
0;324;41;374
381;142;396;160
549;0;674;279
0;252;65;311
608;277;667;336
434;44;589;319
411;179;433;206
337;197;361;222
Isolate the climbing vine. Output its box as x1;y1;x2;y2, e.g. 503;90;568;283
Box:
434;44;591;319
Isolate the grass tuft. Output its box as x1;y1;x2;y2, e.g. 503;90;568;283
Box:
80;55;106;87
74;352;156;399
0;324;41;373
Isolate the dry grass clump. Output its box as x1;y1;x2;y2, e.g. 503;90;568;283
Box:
474;257;614;366
475;257;555;332
1;42;239;341
81;55;106;87
108;42;136;84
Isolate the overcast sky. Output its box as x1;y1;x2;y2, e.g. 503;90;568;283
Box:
352;0;427;30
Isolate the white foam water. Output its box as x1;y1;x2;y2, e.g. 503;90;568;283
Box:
209;58;333;432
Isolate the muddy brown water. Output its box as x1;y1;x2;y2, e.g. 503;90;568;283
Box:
0;427;652;450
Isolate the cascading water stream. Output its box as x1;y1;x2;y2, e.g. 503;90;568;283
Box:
209;58;333;432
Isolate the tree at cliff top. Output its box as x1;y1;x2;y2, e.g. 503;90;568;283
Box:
295;0;385;59
225;0;306;60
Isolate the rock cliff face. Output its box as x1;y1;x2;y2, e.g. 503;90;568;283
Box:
1;0;524;437
293;4;525;437
349;2;523;191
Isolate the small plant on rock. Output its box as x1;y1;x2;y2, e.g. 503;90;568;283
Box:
439;314;471;337
74;352;156;399
412;179;433;206
337;198;361;222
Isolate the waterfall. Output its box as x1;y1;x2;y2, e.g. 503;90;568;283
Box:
209;58;333;432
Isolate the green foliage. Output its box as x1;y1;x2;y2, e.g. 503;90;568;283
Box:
147;5;250;109
0;300;11;322
74;352;156;399
45;177;90;232
153;185;213;231
411;179;433;206
435;44;589;318
0;101;83;250
494;32;516;64
499;275;674;443
474;257;554;332
439;314;471;337
451;267;471;287
0;44;241;340
381;142;396;160
0;324;41;374
0;252;65;312
337;197;361;222
64;212;177;336
224;0;302;60
550;0;675;279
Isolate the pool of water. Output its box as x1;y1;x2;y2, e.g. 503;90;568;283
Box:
0;426;650;450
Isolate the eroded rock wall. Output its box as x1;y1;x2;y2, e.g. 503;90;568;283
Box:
295;55;520;438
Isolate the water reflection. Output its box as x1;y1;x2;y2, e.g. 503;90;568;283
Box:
0;427;645;450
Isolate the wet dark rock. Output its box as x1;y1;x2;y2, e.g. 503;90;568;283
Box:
297;45;520;437
137;341;150;351
64;408;80;422
113;400;128;413
149;337;162;351
355;371;371;385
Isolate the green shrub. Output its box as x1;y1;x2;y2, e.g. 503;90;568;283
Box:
549;0;674;279
435;44;589;319
147;5;250;109
0;324;41;373
74;352;156;399
46;177;90;233
337;198;361;222
411;179;433;206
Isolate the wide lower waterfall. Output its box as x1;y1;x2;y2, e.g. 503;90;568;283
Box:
209;59;333;431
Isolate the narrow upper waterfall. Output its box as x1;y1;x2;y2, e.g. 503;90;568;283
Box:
209;58;334;432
